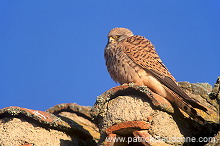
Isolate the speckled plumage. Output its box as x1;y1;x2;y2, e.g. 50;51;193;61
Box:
104;27;209;124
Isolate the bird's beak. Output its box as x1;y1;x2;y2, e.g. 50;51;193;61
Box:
108;36;115;43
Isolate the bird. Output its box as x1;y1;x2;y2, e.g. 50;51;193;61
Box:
104;27;209;124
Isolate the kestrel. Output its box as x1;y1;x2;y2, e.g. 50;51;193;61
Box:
104;27;209;124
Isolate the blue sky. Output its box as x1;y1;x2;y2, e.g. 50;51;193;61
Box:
1;1;219;111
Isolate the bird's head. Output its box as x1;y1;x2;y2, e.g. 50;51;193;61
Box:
107;28;134;43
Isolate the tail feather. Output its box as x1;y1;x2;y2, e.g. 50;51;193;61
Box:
147;69;208;112
174;97;206;125
145;69;209;124
163;85;206;125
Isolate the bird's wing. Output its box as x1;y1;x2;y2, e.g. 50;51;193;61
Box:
120;35;207;111
121;35;175;80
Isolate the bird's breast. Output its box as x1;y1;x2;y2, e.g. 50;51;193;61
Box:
104;45;149;85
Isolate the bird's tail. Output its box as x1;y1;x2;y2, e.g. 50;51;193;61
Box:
146;69;217;124
163;86;208;125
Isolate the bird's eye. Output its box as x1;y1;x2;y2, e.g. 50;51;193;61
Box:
115;35;120;39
